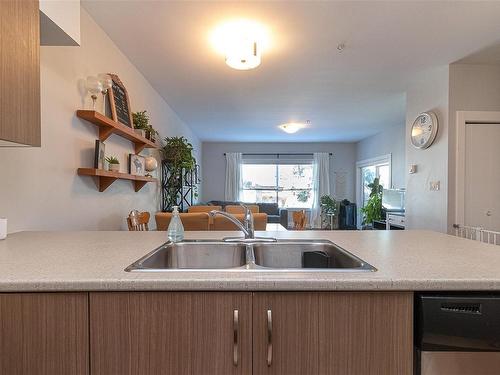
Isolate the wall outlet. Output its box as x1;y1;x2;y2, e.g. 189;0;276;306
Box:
429;181;440;191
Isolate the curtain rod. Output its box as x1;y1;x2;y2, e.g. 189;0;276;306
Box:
223;153;332;156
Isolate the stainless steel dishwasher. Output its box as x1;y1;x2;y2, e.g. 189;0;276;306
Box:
415;293;500;375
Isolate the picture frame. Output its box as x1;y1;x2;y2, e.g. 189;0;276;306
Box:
107;73;134;128
129;154;146;176
94;140;106;170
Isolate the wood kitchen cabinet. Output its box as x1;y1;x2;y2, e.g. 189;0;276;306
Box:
90;291;412;375
253;292;413;375
0;293;89;375
90;292;253;375
0;0;41;146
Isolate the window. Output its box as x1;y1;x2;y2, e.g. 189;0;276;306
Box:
360;164;390;207
356;155;392;216
241;163;313;208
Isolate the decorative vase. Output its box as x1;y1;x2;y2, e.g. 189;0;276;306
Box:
109;163;119;172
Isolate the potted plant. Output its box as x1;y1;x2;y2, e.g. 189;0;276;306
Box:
361;177;383;228
160;136;196;210
132;110;159;142
105;156;120;172
160;136;196;171
320;195;337;229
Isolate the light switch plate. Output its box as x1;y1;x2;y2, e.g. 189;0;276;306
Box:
409;164;417;174
430;181;440;191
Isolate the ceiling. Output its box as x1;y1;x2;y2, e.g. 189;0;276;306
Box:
82;1;500;142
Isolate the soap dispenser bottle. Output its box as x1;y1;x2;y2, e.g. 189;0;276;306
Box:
167;206;184;243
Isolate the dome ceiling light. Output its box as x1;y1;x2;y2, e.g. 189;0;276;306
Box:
278;121;310;134
211;19;269;70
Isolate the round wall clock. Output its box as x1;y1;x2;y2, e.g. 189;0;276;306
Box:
411;112;439;149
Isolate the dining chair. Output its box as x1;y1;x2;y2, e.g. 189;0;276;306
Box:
187;205;222;213
211;213;268;231
292;210;307;230
127;210;150;231
155;212;210;231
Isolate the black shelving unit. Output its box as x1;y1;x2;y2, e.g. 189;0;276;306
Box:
161;161;200;212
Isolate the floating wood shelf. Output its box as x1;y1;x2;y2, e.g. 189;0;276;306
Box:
76;110;158;153
77;168;157;192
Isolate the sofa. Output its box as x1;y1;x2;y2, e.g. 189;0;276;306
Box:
206;201;288;228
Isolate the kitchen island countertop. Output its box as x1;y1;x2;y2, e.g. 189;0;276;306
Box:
0;230;498;292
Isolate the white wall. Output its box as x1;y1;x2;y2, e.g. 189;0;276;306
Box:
405;66;450;232
201;142;357;203
0;9;200;233
355;124;406;189
448;64;500;232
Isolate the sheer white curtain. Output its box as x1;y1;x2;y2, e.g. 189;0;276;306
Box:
311;153;330;228
224;152;242;201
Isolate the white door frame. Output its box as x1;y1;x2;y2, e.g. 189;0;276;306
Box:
355;154;392;228
455;111;500;227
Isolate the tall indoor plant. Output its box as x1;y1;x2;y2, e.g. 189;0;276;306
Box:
161;136;197;211
361;177;383;227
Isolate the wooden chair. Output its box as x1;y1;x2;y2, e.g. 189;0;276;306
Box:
127;210;150;231
187;205;222;213
292;210;307;230
225;205;259;214
155;212;210;231
211;213;267;231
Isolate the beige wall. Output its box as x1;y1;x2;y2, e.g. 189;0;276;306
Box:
356;124;406;190
405;66;450;232
201;142;357;203
0;9;200;232
448;64;500;232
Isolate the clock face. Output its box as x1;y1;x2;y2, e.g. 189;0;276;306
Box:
411;112;438;149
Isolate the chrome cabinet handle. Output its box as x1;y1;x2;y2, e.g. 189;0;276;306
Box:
233;309;239;366
267;309;273;366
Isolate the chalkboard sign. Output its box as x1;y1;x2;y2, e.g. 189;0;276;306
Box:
107;74;133;128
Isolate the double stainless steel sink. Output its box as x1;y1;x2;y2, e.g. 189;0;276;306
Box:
125;239;376;272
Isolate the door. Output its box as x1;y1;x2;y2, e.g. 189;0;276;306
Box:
0;293;89;375
253;292;412;375
90;292;252;375
464;123;500;231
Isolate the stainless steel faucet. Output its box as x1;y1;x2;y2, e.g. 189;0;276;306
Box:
209;204;254;239
209;204;276;242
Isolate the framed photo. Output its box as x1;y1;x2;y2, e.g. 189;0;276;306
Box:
129;154;145;176
94;140;106;169
107;73;134;128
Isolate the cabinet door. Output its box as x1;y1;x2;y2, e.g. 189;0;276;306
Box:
253;292;320;375
318;292;413;375
0;293;89;375
253;292;413;375
90;292;252;375
0;0;41;146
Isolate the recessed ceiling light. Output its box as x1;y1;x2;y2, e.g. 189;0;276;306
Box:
278;122;309;134
211;19;269;70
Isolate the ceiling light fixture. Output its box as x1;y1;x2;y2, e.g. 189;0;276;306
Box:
279;122;309;134
211;19;269;70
